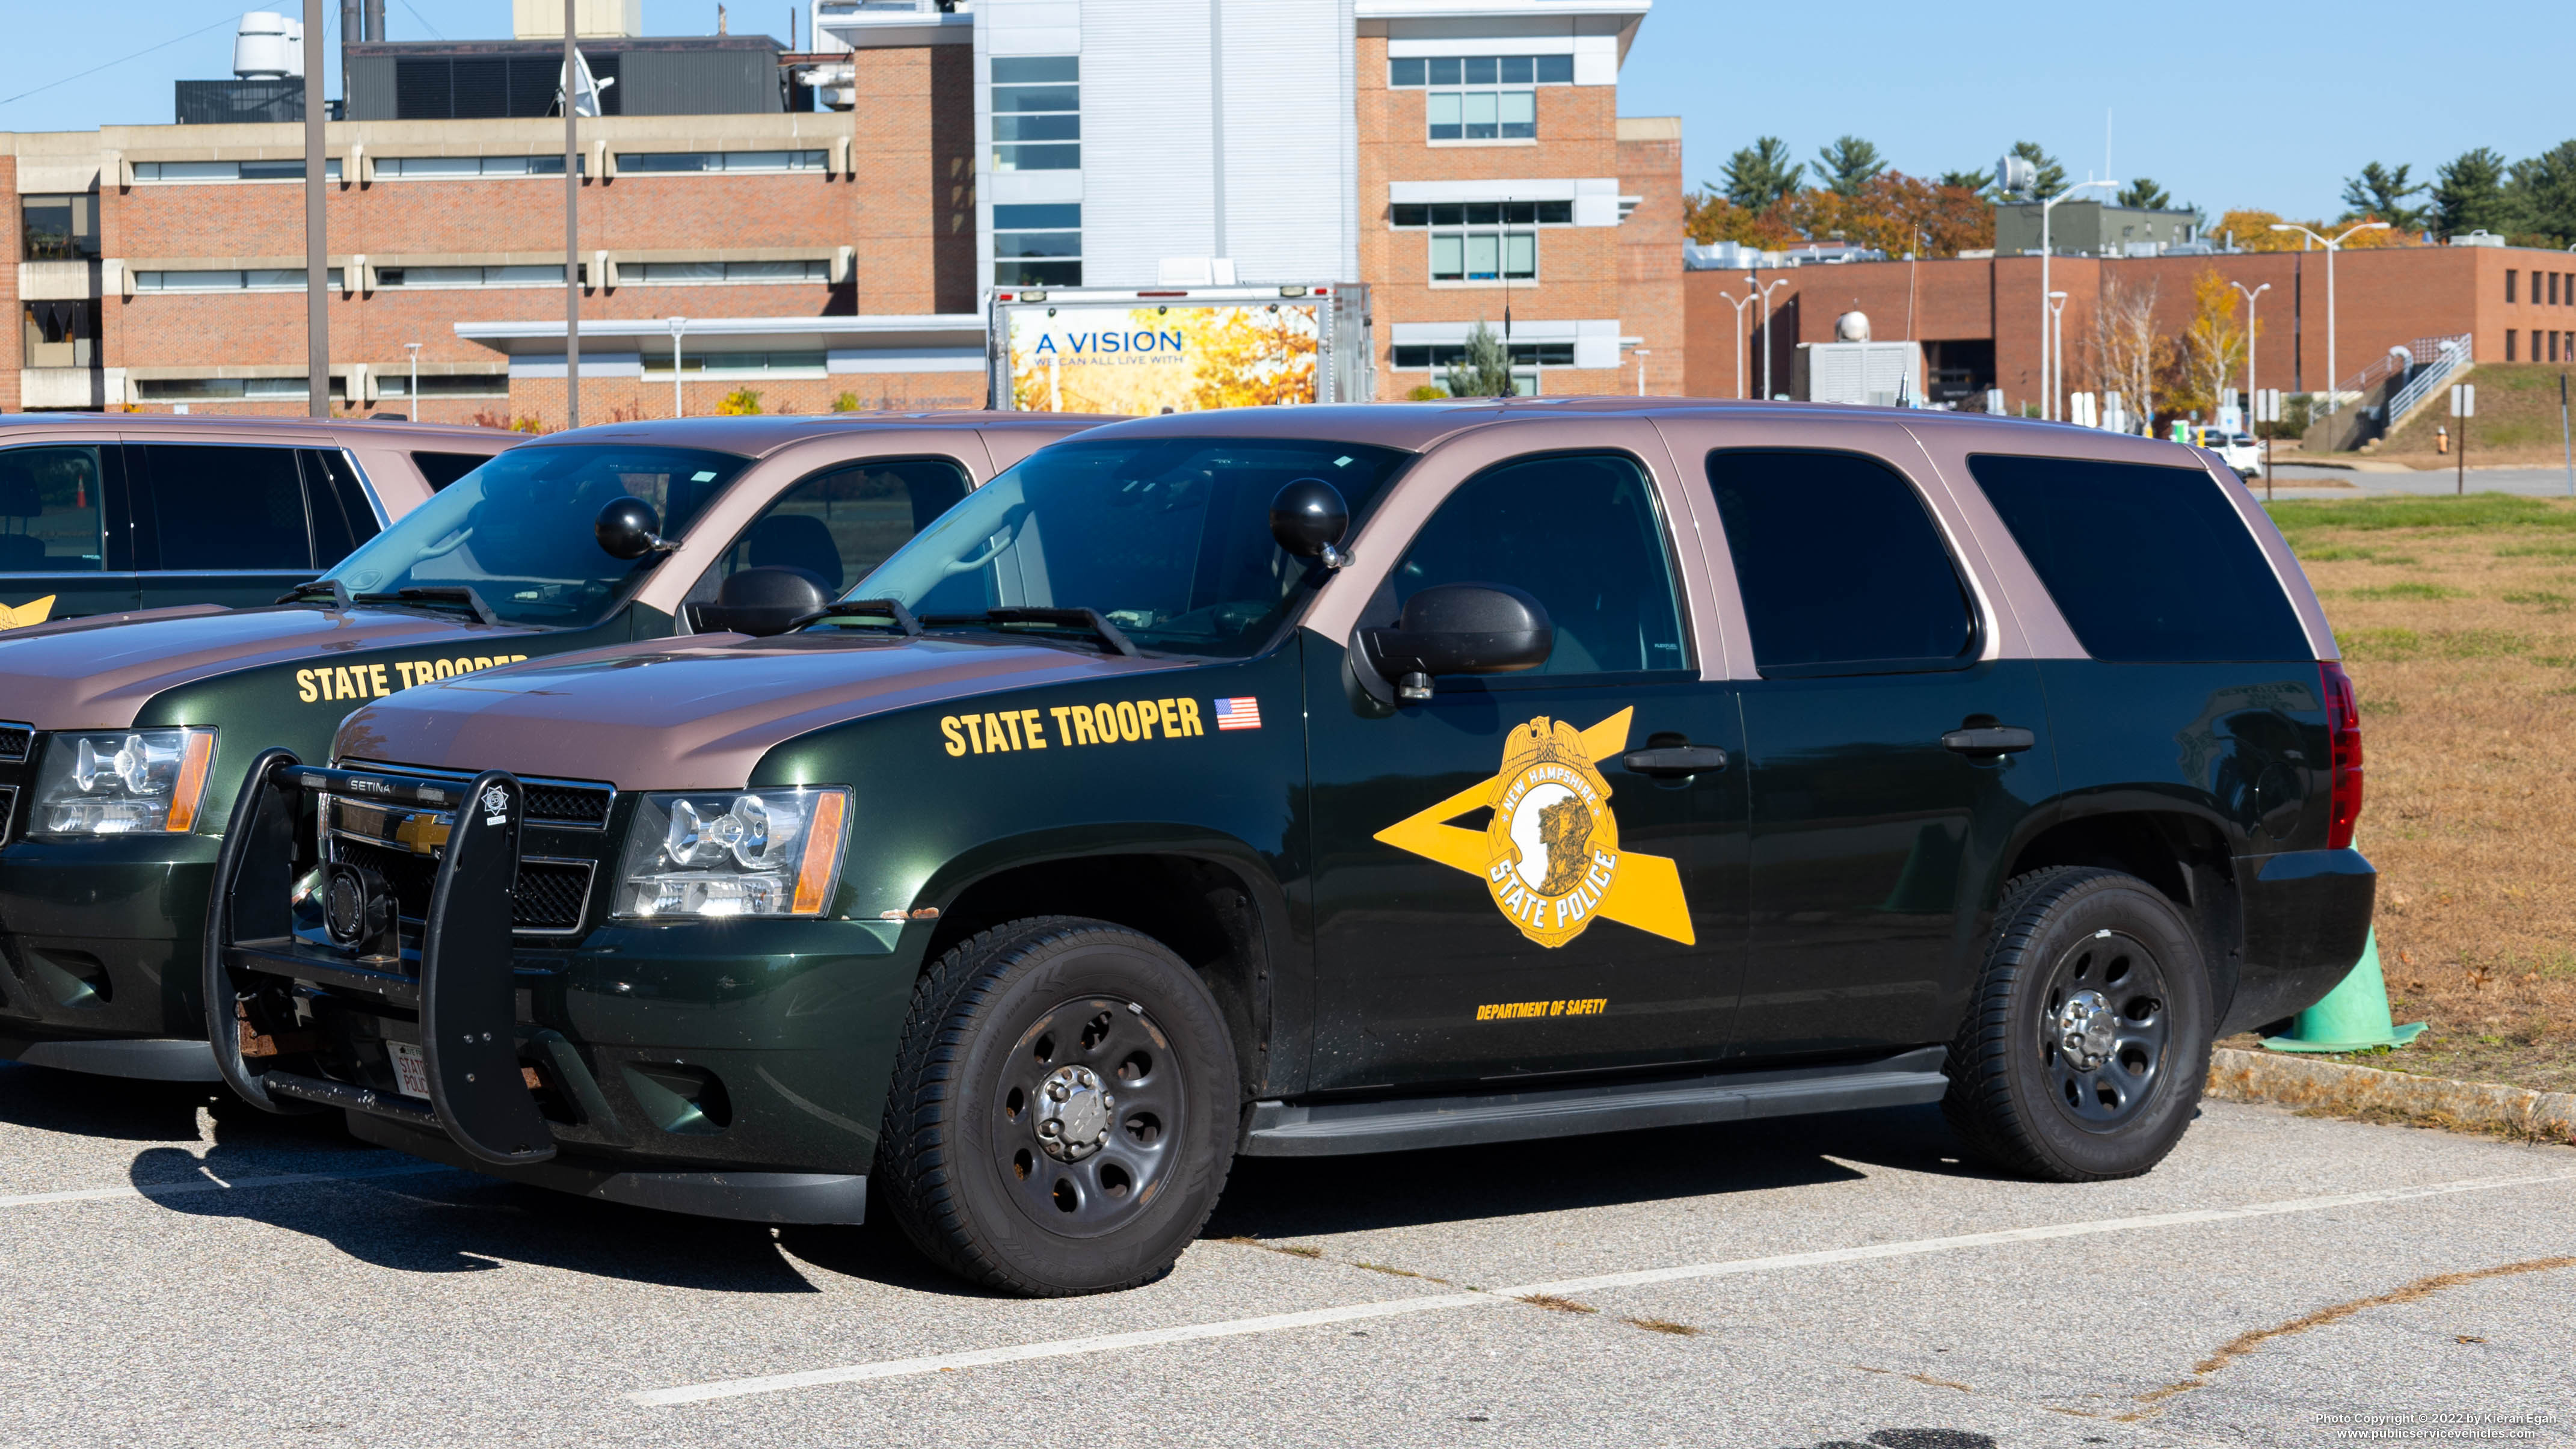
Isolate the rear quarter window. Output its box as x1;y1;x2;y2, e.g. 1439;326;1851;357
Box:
1967;454;2309;663
411;451;493;491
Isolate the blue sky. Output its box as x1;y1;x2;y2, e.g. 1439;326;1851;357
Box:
4;1;2569;223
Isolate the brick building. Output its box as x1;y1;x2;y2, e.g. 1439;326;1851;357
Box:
1682;243;2576;419
5;0;1685;422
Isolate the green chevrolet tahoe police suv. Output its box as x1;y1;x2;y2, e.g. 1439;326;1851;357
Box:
0;414;1099;1078
203;401;2373;1297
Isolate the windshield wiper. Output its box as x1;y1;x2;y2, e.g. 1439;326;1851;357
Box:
795;597;923;636
920;607;1141;659
274;579;352;610
351;585;502;628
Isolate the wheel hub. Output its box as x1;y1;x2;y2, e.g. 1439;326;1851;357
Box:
2055;988;2118;1072
1034;1065;1116;1163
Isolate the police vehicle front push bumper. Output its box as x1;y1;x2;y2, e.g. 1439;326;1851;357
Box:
204;751;870;1226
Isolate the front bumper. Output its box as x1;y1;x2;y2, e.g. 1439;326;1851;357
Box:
0;834;221;1047
207;753;913;1214
2222;847;2377;1035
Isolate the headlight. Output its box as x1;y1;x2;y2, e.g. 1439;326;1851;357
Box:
614;787;849;919
31;728;218;836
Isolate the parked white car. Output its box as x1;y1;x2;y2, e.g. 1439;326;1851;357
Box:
2197;428;2263;478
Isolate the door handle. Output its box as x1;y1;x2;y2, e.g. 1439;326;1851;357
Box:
1942;726;2037;756
1619;745;1729;778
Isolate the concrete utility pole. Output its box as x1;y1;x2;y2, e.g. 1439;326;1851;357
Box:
564;0;582;428
2270;221;2387;420
303;0;327;419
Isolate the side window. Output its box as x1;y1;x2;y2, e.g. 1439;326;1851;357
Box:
1966;454;2310;663
300;450;382;567
139;445;312;571
692;458;972;603
1706;449;1975;674
410;451;490;491
0;445;108;573
1389;452;1687;677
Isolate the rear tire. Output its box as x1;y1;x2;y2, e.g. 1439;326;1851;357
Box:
875;916;1239;1296
1943;867;2211;1182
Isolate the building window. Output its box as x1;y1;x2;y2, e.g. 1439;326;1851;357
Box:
21;301;99;368
1391;201;1573;228
377;374;508;399
992;57;1078;172
375;155;581;178
131;159;340;182
2506;269;2516;304
374;265;571;289
1393;342;1573;369
641;351;828;378
21;195;99;262
134;268;342;292
1428;230;1537;282
2507;330;2516;361
614;150;828;174
135;376;340;401
1389;56;1570;143
621;260;831;285
994;203;1080;286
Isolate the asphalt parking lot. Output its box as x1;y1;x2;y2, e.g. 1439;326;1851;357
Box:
1;1061;2567;1449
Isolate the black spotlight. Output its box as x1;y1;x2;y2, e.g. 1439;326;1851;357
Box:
322;863;399;961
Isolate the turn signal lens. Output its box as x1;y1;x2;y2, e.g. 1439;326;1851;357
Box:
162;730;218;833
2320;660;2363;851
792;790;847;915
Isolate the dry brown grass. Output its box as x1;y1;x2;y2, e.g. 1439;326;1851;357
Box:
2269;496;2576;1092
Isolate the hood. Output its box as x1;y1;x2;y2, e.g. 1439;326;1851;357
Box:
0;605;536;730
331;636;1190;789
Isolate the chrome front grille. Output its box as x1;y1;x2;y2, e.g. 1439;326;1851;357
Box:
321;770;606;937
338;758;614;831
0;724;30;764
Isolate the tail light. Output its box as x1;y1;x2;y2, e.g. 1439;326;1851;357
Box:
2320;660;2364;850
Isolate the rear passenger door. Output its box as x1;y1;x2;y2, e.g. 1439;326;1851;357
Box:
680;456;972;626
0;441;138;627
1709;444;2058;1062
131;443;374;611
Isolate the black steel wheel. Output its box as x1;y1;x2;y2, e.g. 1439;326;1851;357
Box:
876;916;1239;1296
1943;867;2211;1182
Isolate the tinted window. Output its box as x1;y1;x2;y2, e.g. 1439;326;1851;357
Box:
0;445;106;573
1390;452;1686;677
1708;449;1975;674
301;450;381;567
697;457;970;602
141;445;311;571
1967;454;2310;663
862;439;1409;658
325;445;751;629
411;451;490;491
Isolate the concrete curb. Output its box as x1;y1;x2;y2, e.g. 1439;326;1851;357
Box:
2208;1047;2576;1145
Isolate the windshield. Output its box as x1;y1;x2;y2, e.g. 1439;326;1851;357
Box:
325;445;751;628
855;437;1410;658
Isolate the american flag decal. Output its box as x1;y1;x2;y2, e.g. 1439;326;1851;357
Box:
1213;696;1262;731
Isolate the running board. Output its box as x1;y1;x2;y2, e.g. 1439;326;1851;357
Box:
1241;1047;1949;1157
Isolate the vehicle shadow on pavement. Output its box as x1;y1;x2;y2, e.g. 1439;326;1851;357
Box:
1205;1103;2000;1240
0;1060;343;1146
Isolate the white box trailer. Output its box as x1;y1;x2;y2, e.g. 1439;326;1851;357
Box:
987;284;1373;414
1793;340;1926;408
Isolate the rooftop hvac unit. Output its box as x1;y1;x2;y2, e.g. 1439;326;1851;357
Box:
1792;340;1925;409
234;11;304;79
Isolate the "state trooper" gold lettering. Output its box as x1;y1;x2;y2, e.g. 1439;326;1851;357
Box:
940;697;1205;756
295;654;529;703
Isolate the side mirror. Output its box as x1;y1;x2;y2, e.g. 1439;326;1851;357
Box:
1362;583;1553;703
695;567;832;638
1269;478;1350;568
594;496;673;561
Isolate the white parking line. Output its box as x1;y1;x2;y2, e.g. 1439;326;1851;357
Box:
633;1169;2576;1407
0;1160;453;1211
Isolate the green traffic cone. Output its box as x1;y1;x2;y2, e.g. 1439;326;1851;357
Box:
2260;928;2427;1053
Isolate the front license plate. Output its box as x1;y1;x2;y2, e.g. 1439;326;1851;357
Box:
386;1040;430;1098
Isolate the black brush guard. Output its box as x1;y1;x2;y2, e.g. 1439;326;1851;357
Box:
204;748;556;1166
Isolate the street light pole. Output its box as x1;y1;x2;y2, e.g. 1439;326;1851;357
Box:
1720;291;1756;399
404;339;420;422
301;0;327;420
2046;291;2069;423
1751;273;1789;401
668;317;687;417
2269;222;2387;419
2230;281;2270;430
2038;177;2117;420
563;0;581;429
1632;347;1650;397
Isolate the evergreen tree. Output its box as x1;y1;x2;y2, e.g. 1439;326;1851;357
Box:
2506;140;2576;245
2006;140;2065;200
2433;147;2512;238
1935;167;1993;196
2115;177;2171;210
1443;322;1516;399
2340;161;2429;230
1815;135;1886;198
1715;136;1805;211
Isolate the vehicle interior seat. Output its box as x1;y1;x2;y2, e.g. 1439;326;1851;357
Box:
743;514;846;593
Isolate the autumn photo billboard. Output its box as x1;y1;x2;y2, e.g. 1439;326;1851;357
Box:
1006;304;1320;413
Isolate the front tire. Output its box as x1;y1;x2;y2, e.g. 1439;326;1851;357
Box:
875;916;1239;1296
1943;867;2212;1182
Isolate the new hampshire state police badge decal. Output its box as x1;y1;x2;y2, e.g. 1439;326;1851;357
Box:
1375;707;1694;949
